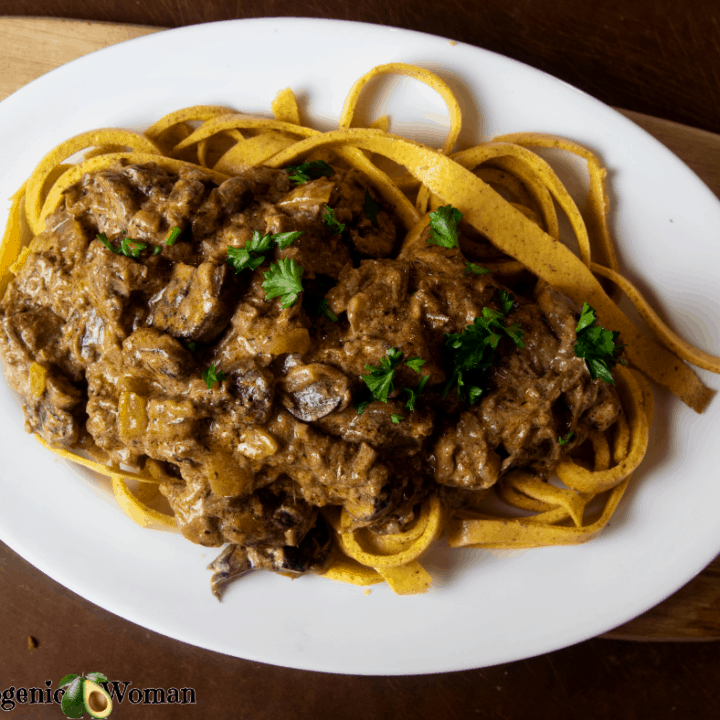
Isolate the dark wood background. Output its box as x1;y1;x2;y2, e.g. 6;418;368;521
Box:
1;1;720;718
1;0;719;135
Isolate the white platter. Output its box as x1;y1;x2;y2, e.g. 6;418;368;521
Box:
0;18;719;675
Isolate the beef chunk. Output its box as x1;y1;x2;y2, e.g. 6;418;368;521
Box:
82;239;149;323
163;168;211;229
65;170;138;236
122;327;194;380
147;262;235;342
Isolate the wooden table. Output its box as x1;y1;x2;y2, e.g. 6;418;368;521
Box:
1;12;720;719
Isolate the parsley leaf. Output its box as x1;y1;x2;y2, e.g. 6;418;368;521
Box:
441;307;525;401
361;347;403;404
247;229;304;253
405;356;427;374
468;386;483;405
165;226;182;246
97;232;119;254
286;160;334;185
503;322;525;346
202;363;226;389
465;261;491;276
558;431;574;446
497;289;515;315
403;374;429;412
323;204;345;235
227;246;266;274
97;232;147;260
317;298;338;322
153;246;162;256
364;189;380;225
262;258;305;308
227;230;303;276
120;237;147;259
391;413;404;424
427;204;462;248
574;303;625;384
356;400;371;416
246;230;274;254
272;230;304;249
576;303;597;333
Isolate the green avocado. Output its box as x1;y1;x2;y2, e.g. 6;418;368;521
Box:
83;679;113;719
61;677;86;719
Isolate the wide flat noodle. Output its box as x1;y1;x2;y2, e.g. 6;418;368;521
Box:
494;132;620;276
144;105;233;140
111;476;176;530
214;132;297;173
0;184;29;296
339;62;462;155
334;496;443;593
321;554;384;586
592;263;720;373
34;435;160;485
272;87;301;125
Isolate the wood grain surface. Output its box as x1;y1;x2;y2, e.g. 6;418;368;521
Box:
1;15;720;718
1;0;720;136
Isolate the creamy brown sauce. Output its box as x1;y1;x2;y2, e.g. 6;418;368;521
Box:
0;160;620;595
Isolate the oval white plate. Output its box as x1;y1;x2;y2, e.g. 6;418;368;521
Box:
1;18;719;675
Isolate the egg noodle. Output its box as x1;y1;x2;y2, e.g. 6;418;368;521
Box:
2;64;719;595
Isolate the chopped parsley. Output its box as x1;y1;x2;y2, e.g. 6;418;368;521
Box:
272;231;305;249
317;298;338;322
497;289;515;315
558;431;574;446
121;237;147;259
465;261;491;276
427;204;462;248
227;230;303;275
402;374;429;413
361;347;403;405
153;246;162;256
391;413;405;424
262;258;305;308
202;363;226;389
405;356;427;374
227;245;266;274
468;386;483;405
286;160;334;185
323;204;345;235
364;189;380;225
97;232;117;254
165;226;182;246
97;232;147;260
574;303;625;384
356;400;371;416
441;306;525;401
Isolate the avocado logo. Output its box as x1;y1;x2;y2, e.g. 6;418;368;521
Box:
58;673;113;719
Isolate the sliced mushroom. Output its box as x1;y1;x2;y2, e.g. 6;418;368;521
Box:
279;362;351;422
233;364;275;424
208;521;332;599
